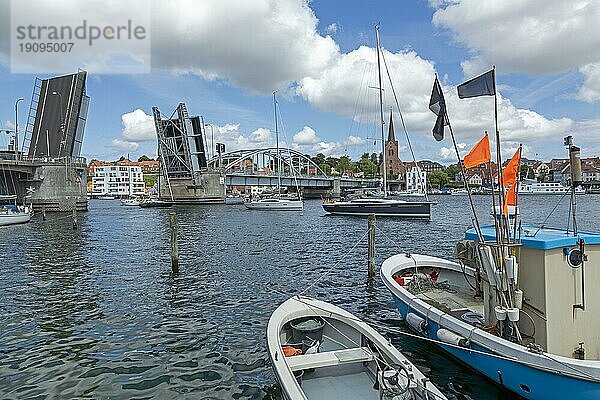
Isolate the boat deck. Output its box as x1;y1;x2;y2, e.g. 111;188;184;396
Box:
416;285;485;323
302;364;378;400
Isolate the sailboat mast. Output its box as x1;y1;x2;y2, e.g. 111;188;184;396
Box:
273;91;281;194
375;25;388;197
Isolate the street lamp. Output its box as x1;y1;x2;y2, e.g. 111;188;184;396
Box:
51;91;65;157
15;98;23;160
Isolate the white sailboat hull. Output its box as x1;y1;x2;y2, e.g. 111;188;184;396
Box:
0;211;31;226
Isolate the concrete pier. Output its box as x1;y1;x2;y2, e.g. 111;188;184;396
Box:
0;158;87;212
159;170;225;204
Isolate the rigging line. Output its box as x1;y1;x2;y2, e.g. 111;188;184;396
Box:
374;224;406;253
274;101;301;192
532;188;571;237
380;50;429;201
377;312;600;382
298;229;369;295
379;51;416;165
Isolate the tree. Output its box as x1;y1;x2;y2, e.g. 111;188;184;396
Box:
520;164;535;180
325;156;339;171
445;164;459;181
428;171;449;189
319;162;331;175
336;155;353;174
312;153;326;166
370;153;379;165
116;155;126;162
138;155;151;162
357;154;378;178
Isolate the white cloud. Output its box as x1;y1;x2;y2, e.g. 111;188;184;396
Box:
121;109;155;142
248;127;272;144
109;139;139;152
150;0;340;93
293;126;320;145
297;45;436;125
325;23;338;34
431;1;600;76
2;120;15;131
439;147;452;159
576;63;600;103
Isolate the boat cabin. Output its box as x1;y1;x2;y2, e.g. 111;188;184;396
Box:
465;225;600;359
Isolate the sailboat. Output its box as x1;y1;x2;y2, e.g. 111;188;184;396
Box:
245;92;304;211
0;154;32;226
381;69;600;399
0;195;32;226
322;26;432;218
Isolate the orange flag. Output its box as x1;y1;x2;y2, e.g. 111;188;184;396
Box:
502;147;521;187
464;133;491;169
503;184;518;216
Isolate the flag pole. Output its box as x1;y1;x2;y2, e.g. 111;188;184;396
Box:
512;145;522;241
447;122;483;241
493;65;508;244
486;136;501;243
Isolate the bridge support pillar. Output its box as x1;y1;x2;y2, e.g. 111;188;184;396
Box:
333;177;341;198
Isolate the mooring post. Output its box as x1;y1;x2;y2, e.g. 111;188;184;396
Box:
72;209;77;230
368;214;376;278
170;212;179;273
42;206;46;221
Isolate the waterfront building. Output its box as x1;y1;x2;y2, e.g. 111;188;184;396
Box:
406;165;427;192
92;164;145;197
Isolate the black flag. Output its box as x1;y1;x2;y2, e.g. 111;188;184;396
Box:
457;69;495;99
429;77;448;141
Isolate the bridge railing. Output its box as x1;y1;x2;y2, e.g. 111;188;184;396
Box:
0;154;87;167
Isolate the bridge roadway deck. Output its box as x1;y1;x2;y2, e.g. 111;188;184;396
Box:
225;172;379;189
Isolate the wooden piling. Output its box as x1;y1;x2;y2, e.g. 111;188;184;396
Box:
72;209;77;230
368;214;376;278
170;212;179;273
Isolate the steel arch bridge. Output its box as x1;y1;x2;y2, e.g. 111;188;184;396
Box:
207;147;328;178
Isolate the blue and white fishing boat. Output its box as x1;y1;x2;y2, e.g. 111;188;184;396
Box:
381;130;600;397
381;68;600;399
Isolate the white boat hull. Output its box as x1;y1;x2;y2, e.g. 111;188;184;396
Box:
245;199;303;211
267;296;447;400
381;254;600;400
0;211;31;226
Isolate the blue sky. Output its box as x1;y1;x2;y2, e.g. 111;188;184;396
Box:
1;0;599;164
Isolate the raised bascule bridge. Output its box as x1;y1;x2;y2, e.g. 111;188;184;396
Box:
0;70;89;212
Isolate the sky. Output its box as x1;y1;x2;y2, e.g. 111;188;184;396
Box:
0;0;599;165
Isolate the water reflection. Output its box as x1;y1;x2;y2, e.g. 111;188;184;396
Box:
2;195;597;399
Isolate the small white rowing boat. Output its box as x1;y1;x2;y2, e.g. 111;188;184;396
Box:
267;296;447;400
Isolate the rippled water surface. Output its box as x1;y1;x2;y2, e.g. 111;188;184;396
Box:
1;195;599;399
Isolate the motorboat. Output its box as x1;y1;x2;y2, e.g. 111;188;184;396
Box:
121;197;141;206
245;195;303;211
0;204;32;226
139;197;174;208
225;194;245;205
267;296;448;400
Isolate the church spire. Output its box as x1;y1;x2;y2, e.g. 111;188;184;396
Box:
387;108;395;142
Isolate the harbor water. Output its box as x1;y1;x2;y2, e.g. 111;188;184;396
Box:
1;194;598;399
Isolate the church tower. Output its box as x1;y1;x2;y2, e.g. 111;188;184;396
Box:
381;110;405;182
